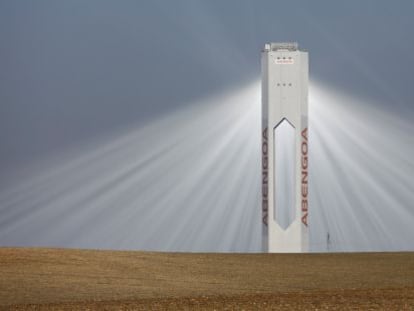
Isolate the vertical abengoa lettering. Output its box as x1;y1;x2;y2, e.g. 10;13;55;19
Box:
262;127;268;226
301;127;308;226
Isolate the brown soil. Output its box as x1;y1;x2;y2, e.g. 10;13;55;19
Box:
0;248;413;310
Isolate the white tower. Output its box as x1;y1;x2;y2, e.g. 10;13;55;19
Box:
261;42;309;253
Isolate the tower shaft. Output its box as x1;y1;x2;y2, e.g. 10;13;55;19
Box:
261;42;309;252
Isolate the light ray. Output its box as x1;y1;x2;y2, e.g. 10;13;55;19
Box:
309;82;414;251
0;81;262;252
0;80;412;252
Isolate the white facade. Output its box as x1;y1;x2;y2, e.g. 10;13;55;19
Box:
261;42;309;253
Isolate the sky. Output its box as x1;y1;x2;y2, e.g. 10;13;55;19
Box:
0;0;413;251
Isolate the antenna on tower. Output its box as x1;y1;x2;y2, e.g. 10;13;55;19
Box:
327;232;331;252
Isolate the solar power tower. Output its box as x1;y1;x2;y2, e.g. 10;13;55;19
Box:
261;42;309;253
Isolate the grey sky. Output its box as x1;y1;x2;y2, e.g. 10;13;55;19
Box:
1;0;413;174
0;1;413;251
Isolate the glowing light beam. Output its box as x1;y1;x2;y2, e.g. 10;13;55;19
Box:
0;80;413;252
